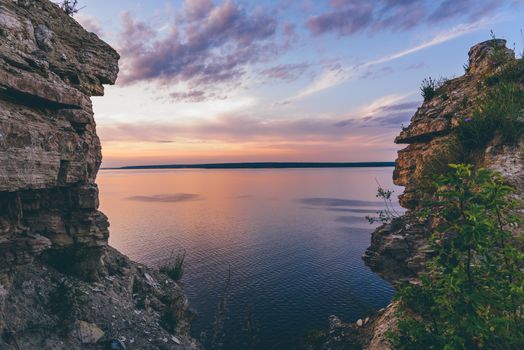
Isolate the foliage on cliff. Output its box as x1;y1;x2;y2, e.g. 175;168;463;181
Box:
457;61;524;153
390;164;524;349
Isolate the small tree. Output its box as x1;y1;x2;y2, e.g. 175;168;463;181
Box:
60;0;84;16
390;164;524;349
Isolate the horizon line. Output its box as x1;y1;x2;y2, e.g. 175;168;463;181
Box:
102;161;396;170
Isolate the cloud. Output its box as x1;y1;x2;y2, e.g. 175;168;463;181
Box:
306;0;511;37
169;90;227;102
376;101;420;112
334;102;418;128
127;193;203;202
98;94;417;144
260;63;310;82
75;14;104;36
117;1;279;101
365;19;492;66
288;18;493;101
183;0;214;21
290;63;347;100
306;4;374;36
406;62;425;70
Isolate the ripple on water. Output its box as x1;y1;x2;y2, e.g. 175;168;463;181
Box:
99;168;401;350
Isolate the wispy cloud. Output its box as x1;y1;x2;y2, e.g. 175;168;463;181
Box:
366;19;492;66
306;0;510;37
291;63;347;100
98;93;417;144
286;17;494;102
260;63;310;82
75;14;104;37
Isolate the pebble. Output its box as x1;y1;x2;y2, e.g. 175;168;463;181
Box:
110;339;126;350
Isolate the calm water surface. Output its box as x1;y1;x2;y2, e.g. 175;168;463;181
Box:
97;168;402;350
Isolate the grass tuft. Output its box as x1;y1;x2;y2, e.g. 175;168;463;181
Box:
159;250;186;282
457;82;524;151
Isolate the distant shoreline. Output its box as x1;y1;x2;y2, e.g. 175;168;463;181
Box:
103;162;396;170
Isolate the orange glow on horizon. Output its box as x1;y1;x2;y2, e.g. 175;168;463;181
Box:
100;136;402;167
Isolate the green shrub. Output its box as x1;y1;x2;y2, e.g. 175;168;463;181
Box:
420;77;443;102
159;251;186;282
457;82;524;151
390;164;524;350
485;59;524;86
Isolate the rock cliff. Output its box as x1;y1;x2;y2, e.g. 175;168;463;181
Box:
313;39;524;349
364;39;524;282
0;1;199;348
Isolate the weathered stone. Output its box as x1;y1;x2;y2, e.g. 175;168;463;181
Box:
309;40;524;350
468;39;514;75
393;39;518;208
34;24;53;51
0;0;116;276
76;320;105;344
0;1;199;349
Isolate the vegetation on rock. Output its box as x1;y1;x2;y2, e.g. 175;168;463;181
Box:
420;77;443;102
60;0;83;16
389;164;524;349
457;82;524;151
366;183;402;224
160;250;186;282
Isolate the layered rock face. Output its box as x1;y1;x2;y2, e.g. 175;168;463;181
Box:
315;40;523;350
0;0;118;281
365;39;524;282
394;39;515;209
0;1;199;348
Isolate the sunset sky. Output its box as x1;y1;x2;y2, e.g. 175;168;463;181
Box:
71;0;523;167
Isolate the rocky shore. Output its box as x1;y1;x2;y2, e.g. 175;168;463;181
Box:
312;39;524;349
0;0;200;348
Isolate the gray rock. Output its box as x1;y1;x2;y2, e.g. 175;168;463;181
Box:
34;24;53;51
0;1;198;349
110;338;127;349
77;320;105;344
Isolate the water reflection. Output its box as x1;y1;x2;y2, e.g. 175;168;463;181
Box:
127;193;203;202
97;168;403;350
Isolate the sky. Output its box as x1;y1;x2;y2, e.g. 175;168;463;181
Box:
69;0;524;167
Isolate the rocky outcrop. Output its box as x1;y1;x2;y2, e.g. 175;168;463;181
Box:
0;0;117;281
315;40;524;350
394;39;515;209
0;1;199;348
366;39;524;282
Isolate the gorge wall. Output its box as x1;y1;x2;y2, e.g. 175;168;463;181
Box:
315;39;524;350
364;39;524;283
0;1;199;348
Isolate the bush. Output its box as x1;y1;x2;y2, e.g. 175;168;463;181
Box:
420;77;445;102
159;251;186;282
60;0;83;16
366;183;401;224
457;82;524;151
390;164;524;349
485;58;524;86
